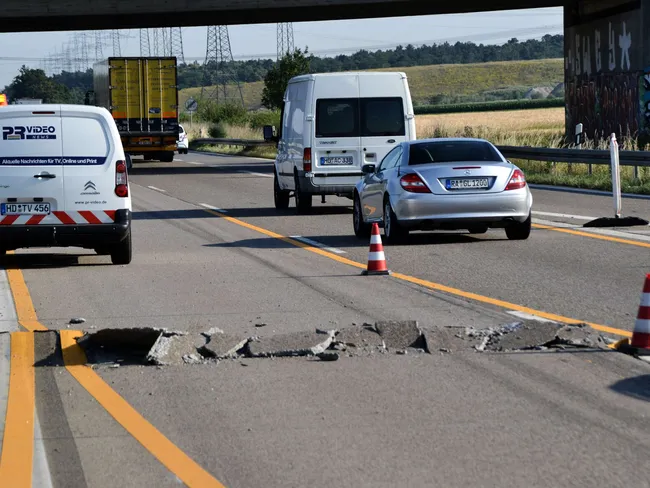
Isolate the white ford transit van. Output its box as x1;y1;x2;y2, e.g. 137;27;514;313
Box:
0;104;132;264
266;72;416;214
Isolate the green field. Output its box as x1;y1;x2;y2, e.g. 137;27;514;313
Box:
179;58;564;110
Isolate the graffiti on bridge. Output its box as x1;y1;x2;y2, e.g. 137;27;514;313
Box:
566;72;639;141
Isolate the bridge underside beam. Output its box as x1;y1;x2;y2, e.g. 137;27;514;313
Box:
2;0;560;33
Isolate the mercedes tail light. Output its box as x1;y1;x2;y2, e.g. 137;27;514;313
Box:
505;169;526;191
400;173;431;193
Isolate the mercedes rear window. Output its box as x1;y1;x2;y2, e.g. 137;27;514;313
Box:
315;97;405;138
408;141;503;165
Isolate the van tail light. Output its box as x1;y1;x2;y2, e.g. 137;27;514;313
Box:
303;148;312;172
115;160;129;197
505;169;526;191
400;173;431;193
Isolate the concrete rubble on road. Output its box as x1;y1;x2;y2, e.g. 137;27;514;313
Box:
65;318;620;367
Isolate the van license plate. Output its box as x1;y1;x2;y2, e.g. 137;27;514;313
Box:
321;156;353;165
447;178;490;190
1;203;51;215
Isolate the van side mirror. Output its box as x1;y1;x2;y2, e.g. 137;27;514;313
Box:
84;90;95;106
362;164;376;174
263;125;279;143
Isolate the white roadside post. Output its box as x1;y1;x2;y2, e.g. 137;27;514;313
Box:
610;133;622;218
575;123;589;174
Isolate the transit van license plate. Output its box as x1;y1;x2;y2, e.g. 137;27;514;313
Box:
321;156;353;165
1;203;51;215
447;178;490;190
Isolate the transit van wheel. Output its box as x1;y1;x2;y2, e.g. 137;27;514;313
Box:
505;212;531;240
111;231;132;265
274;172;290;210
294;175;312;214
125;154;133;171
353;194;371;239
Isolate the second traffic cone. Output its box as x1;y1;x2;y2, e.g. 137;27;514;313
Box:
362;223;390;276
630;273;650;352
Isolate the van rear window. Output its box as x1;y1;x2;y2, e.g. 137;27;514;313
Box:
315;97;405;138
315;99;358;138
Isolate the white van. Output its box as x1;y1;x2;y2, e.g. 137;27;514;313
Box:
0;104;133;265
266;72;416;213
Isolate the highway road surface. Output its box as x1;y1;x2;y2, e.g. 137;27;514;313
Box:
1;151;650;488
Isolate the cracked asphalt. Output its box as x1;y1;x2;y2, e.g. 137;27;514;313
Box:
1;152;650;488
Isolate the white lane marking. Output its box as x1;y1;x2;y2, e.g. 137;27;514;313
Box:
532;210;597;221
508;311;558;323
533;217;650;242
173;159;183;162
289;236;346;254
147;186;167;193
185;161;203;165
0;271;54;488
238;170;273;178
200;203;228;213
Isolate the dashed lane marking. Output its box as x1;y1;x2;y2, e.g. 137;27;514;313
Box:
3;261;227;488
289;236;346;254
185;161;203;165
147;186;166;193
200;203;228;213
238;170;273;178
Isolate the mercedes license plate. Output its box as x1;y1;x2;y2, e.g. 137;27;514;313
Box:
321;156;353;166
1;203;51;215
447;178;490;190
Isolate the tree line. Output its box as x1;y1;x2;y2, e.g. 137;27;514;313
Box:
2;35;563;103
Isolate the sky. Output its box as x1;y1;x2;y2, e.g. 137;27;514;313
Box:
0;7;563;88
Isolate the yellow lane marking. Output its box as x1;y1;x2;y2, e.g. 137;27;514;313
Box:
4;259;47;331
532;223;650;249
202;208;632;338
3;262;227;488
60;331;226;488
0;332;35;488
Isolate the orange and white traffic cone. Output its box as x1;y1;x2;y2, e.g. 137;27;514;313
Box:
630;273;650;352
362;223;390;276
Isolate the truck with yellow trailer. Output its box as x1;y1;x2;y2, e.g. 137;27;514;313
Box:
91;57;180;168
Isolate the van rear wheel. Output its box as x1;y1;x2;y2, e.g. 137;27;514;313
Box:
294;175;312;214
274;172;290;210
110;231;132;265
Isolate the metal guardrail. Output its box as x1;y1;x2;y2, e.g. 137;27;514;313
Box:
192;138;650;167
497;146;650;167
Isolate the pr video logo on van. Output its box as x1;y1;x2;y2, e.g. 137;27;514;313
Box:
2;126;57;140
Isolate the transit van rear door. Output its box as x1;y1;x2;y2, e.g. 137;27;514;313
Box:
0;106;65;224
358;73;410;167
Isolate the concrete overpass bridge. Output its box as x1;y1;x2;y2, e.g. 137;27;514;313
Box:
3;0;649;145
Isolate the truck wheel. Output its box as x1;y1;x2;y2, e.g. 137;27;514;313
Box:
110;231;132;265
161;151;175;163
294;176;312;214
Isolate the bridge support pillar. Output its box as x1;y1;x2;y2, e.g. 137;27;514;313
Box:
564;0;650;147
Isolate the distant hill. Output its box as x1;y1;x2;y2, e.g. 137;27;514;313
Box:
179;58;564;110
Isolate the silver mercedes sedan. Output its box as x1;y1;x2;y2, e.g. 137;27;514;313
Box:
352;138;533;243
